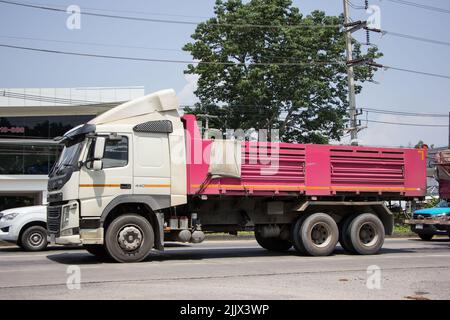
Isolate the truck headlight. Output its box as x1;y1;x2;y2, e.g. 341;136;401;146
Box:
61;203;78;229
1;212;20;221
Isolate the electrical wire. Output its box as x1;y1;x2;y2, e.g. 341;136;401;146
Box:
0;43;345;66
0;0;343;29
366;119;448;127
381;30;450;47
383;0;450;15
362;108;448;117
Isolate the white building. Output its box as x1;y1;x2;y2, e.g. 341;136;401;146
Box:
0;87;145;211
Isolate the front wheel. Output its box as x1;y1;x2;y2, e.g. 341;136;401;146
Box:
20;225;48;251
105;214;154;263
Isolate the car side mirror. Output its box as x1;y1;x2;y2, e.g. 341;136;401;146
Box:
94;137;106;160
92;160;103;171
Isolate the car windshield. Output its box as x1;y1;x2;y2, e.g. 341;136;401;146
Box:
49;142;81;177
435;200;449;208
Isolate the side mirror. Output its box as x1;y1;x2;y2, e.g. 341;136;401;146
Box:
92;160;103;171
94;137;106;160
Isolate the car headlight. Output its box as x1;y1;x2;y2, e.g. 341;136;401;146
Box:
435;213;450;221
1;212;20;221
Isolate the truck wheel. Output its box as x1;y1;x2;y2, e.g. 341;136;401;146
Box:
20;225;48;251
348;213;385;255
255;229;292;252
292;213;339;256
105;214;154;263
84;244;110;260
338;214;358;254
418;233;434;241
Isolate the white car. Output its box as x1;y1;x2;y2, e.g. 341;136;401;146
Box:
0;205;48;251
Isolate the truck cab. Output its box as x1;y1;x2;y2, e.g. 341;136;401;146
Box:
47;89;189;261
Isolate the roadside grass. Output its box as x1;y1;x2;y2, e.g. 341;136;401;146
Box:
206;225;418;239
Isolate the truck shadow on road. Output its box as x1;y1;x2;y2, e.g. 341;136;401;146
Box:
42;241;450;265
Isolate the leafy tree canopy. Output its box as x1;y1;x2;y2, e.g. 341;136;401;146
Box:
183;0;382;143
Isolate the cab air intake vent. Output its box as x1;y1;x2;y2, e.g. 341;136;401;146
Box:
133;120;173;133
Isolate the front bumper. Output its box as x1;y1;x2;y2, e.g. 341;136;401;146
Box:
49;233;81;245
405;219;450;235
0;229;16;243
0;222;17;242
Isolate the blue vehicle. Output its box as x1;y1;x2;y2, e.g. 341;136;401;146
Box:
408;200;450;241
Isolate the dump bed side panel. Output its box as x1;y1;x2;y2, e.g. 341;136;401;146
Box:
182;115;427;198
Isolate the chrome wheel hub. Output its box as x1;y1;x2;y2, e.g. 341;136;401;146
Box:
117;226;143;251
29;232;43;247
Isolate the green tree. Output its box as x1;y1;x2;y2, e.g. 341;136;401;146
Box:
183;0;382;143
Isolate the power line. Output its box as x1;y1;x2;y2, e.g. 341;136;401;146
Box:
367;119;448;127
362;107;448;117
2;42;450;80
3;0;449;51
382;30;450;47
0;35;185;53
383;0;450;14
383;65;450;80
0;43;343;67
0;0;342;29
0;90;105;105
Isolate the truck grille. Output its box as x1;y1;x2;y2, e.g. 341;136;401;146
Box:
47;205;62;235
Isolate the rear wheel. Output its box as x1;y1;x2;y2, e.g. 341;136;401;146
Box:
105;214;154;263
292;213;339;256
255;228;292;252
418;233;434;241
20;225;48;251
338;214;358;254
348;213;385;255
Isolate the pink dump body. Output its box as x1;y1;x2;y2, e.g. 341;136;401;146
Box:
182;115;427;198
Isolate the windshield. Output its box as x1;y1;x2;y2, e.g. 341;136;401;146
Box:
49;142;82;177
435;200;449;208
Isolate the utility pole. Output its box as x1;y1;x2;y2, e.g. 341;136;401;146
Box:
448;112;450;148
196;114;219;139
343;0;358;145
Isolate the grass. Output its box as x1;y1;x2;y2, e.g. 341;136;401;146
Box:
392;224;416;238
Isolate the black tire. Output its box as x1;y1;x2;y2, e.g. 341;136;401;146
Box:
338;214;358;254
291;214;310;254
84;244;110;260
20;225;48;251
292;213;339;256
255;228;292;252
348;213;385;255
105;214;154;263
418;233;434;241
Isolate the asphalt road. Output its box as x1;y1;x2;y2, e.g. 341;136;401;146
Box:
0;238;449;300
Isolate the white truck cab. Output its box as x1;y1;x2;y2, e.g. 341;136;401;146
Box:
47;89;188;262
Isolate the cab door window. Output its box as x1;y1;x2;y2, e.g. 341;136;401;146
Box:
86;136;128;169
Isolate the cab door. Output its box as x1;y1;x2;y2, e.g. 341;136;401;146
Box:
78;134;133;217
133;132;171;197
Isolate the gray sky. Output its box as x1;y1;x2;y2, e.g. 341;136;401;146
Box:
0;0;449;148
